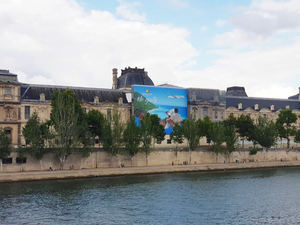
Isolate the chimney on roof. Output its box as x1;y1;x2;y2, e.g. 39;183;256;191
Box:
112;68;118;89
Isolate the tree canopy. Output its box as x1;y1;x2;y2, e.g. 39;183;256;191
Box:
50;89;91;166
276;109;297;148
22;112;51;159
253;116;277;149
0;128;11;160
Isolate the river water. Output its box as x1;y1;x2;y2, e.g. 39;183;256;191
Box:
1;167;300;225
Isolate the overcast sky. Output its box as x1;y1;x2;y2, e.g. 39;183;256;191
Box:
0;0;299;98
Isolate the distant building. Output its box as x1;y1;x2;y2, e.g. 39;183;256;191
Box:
1;67;300;148
225;86;300;127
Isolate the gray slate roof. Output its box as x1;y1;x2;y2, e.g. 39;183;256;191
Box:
0;70;19;84
288;94;299;100
226;96;300;111
117;67;154;89
188;88;225;105
21;84;129;104
226;86;248;97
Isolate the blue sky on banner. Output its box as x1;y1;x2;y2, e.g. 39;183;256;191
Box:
1;0;300;98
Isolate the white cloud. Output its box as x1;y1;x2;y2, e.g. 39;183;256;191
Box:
1;0;299;99
163;0;189;8
178;38;300;98
116;0;146;22
215;0;300;47
0;0;197;89
199;0;300;98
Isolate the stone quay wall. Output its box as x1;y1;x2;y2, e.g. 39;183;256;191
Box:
1;148;300;173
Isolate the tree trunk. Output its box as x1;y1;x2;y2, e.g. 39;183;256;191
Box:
287;138;290;149
189;149;191;164
59;156;66;170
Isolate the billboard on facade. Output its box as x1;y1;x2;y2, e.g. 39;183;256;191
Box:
133;85;188;134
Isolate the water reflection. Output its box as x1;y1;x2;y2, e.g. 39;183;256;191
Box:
1;167;300;225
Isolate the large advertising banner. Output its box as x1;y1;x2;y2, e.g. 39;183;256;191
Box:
133;85;188;135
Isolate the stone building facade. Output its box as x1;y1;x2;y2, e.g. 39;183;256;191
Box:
225;86;300;128
187;88;226;121
0;70;132;148
1;68;300;149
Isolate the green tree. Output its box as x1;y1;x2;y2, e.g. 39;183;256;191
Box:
149;114;165;145
170;123;184;149
208;122;226;153
223;124;238;153
50;89;90;168
294;129;300;144
140;113;152;156
276;109;297;148
223;114;237;127
254;116;277;149
182;118;201;163
86;109;105;144
236;114;255;148
102;109;124;155
0;128;11;160
139;113;165;165
199;116;213;143
123;116;142;162
22;112;51;159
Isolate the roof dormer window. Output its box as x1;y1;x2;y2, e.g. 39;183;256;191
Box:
238;103;242;110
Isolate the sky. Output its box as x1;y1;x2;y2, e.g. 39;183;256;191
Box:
0;0;300;98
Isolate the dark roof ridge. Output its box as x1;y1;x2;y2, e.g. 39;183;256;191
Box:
227;96;300;102
21;83;131;93
188;87;222;91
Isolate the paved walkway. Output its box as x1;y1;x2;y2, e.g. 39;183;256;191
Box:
1;161;300;183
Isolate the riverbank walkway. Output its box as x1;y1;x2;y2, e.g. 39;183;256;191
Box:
1;161;300;183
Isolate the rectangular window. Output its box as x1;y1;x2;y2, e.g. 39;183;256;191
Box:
5;87;12;95
4;128;12;141
25;106;30;119
16;157;27;164
2;158;12;164
214;111;218;119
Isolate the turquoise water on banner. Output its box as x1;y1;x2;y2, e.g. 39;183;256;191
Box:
149;105;188;121
1;167;300;225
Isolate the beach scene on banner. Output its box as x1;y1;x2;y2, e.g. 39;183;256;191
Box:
133;85;188;134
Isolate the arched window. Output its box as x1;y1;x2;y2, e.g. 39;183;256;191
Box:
4;127;12;141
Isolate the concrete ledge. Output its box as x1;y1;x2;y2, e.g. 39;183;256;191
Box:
1;161;300;183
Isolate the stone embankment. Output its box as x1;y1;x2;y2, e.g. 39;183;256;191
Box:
1;161;300;183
